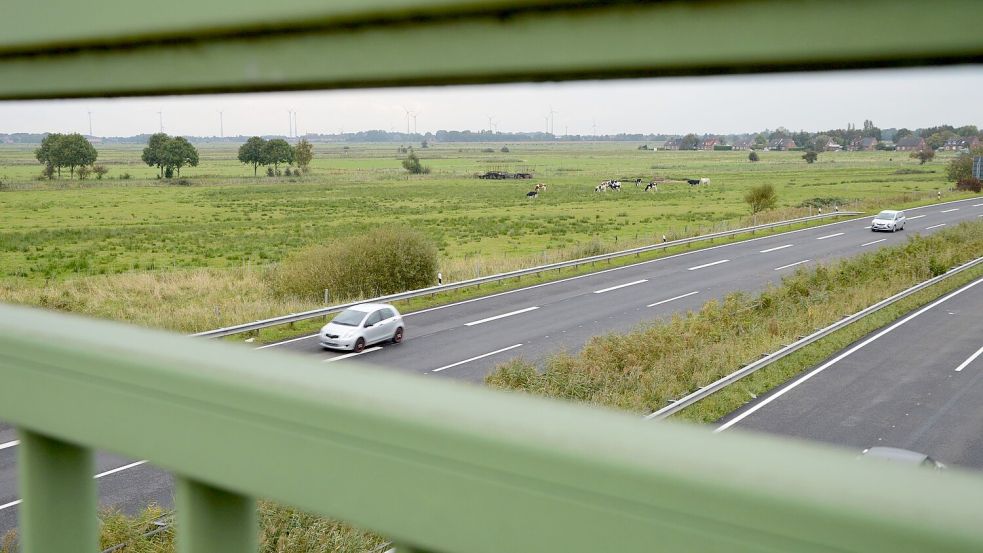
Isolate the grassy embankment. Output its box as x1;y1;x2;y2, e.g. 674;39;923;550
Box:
2;143;972;338
486;220;983;423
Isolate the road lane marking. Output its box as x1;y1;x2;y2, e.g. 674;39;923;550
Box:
0;440;19;451
955;345;983;372
594;279;648;294
687;259;729;271
925;224;946;230
647;291;699;307
861;239;887;247
432;344;524;372
716;276;983;433
816;232;844;240
862;226;871;229
0;459;152;512
323;347;382;362
940;208;959;213
774;260;810;271
465;306;540;326
257;334;318;349
974;203;983;207
95;460;148;479
759;244;793;253
908;215;926;219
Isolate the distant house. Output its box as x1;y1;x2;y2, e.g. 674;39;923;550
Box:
942;137;981;151
662;138;681;151
766;137;796;151
699;137;719;150
732;139;753;150
849;137;878;151
895;136;926;151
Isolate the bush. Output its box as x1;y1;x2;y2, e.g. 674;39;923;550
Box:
76;165;91;180
119;172;132;180
802;150;818;163
266;166;275;177
748;151;759;162
401;151;430;174
744;183;777;213
270;226;439;301
957;177;982;193
164;166;174;179
910;149;935;165
481;148;495;153
501;146;510;153
92;164;109;179
40;163;55;180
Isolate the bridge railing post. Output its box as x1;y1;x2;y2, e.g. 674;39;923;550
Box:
176;477;256;553
19;429;98;553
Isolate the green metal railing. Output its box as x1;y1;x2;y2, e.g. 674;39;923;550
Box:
2;1;983;552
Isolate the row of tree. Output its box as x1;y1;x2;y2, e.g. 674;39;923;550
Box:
34;133;98;179
237;137;313;176
141;133;200;178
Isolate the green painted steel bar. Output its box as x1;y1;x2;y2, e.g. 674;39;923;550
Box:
18;430;99;553
176;477;256;553
0;0;981;99
2;303;983;552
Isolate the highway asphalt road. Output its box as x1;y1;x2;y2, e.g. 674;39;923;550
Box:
718;274;983;471
2;197;982;537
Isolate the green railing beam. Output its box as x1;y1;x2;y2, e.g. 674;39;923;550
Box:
18;431;98;553
176;478;256;553
2;303;983;552
0;0;980;100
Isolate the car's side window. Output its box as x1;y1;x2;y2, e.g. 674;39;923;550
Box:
366;311;382;326
898;211;904;219
384;308;396;319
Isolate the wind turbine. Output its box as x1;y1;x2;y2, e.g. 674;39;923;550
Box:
411;111;419;135
218;111;224;138
402;106;412;134
87;110;93;136
548;106;558;135
287;110;294;138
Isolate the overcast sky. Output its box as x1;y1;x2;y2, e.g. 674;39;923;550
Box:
1;66;980;137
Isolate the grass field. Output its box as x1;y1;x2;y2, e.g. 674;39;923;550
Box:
0;141;974;330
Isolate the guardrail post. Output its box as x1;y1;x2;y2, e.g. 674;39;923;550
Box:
176;477;256;553
19;430;98;553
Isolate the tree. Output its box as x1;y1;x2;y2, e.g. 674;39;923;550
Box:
294;138;314;173
238;137;267;176
946;147;983;182
910;149;935;165
35;133;65;178
748;151;759;162
263;139;294;174
811;134;832;151
401;150;430;174
162;136;199;177
802;150;818;164
679;133;700;150
58;133;98;179
744;184;777;214
142;133;170;178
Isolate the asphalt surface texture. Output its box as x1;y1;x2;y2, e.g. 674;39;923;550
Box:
718;273;983;470
2;197;982;537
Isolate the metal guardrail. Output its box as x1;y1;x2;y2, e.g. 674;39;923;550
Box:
646;255;983;420
194;212;860;338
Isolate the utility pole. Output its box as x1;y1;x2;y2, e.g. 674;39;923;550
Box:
87;110;93;136
218;111;224;138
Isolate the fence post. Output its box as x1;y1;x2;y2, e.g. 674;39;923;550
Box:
19;430;98;553
177;477;256;553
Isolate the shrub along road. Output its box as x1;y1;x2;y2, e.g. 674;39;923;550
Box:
1;196;981;537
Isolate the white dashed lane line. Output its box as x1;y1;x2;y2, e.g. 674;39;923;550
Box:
464;306;540;327
0;440;19;451
759;244;793;253
955;345;983;372
323;347;382;362
647;291;699;308
432;344;524;372
908;215;927;220
861;238;887;247
1;460;152;512
940;208;959;213
774;260;810;271
925;224;947;230
255;334;318;349
688;259;729;271
594;279;648;294
816;232;844;240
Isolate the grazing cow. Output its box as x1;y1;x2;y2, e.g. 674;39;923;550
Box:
609;180;622;191
634;177;642;187
534;183;548;192
595;181;610;192
526;190;538;199
687;179;700;186
699;177;710;186
645;182;658;192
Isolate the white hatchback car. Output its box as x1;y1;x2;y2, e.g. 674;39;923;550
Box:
871;209;906;232
319;303;404;352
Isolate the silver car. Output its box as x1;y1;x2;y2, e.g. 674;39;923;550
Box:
319;303;404;352
871;210;906;232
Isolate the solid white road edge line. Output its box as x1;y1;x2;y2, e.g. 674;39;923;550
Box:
940;208;959;213
715;276;983;433
0;440;19;451
908;215;927;219
323;347;382;362
955;345;983;372
688;259;729;271
759;244;793;253
774;260;810;271
647;291;699;307
861;239;887;247
256;333;319;349
432;344;524;372
926;224;947;230
594;279;648;294
465;306;540;327
816;232;844;240
0;460;152;512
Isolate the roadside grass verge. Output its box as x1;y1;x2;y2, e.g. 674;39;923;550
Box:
485;220;983;418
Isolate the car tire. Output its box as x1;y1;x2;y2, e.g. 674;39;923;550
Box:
353;338;366;353
392;327;404;344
